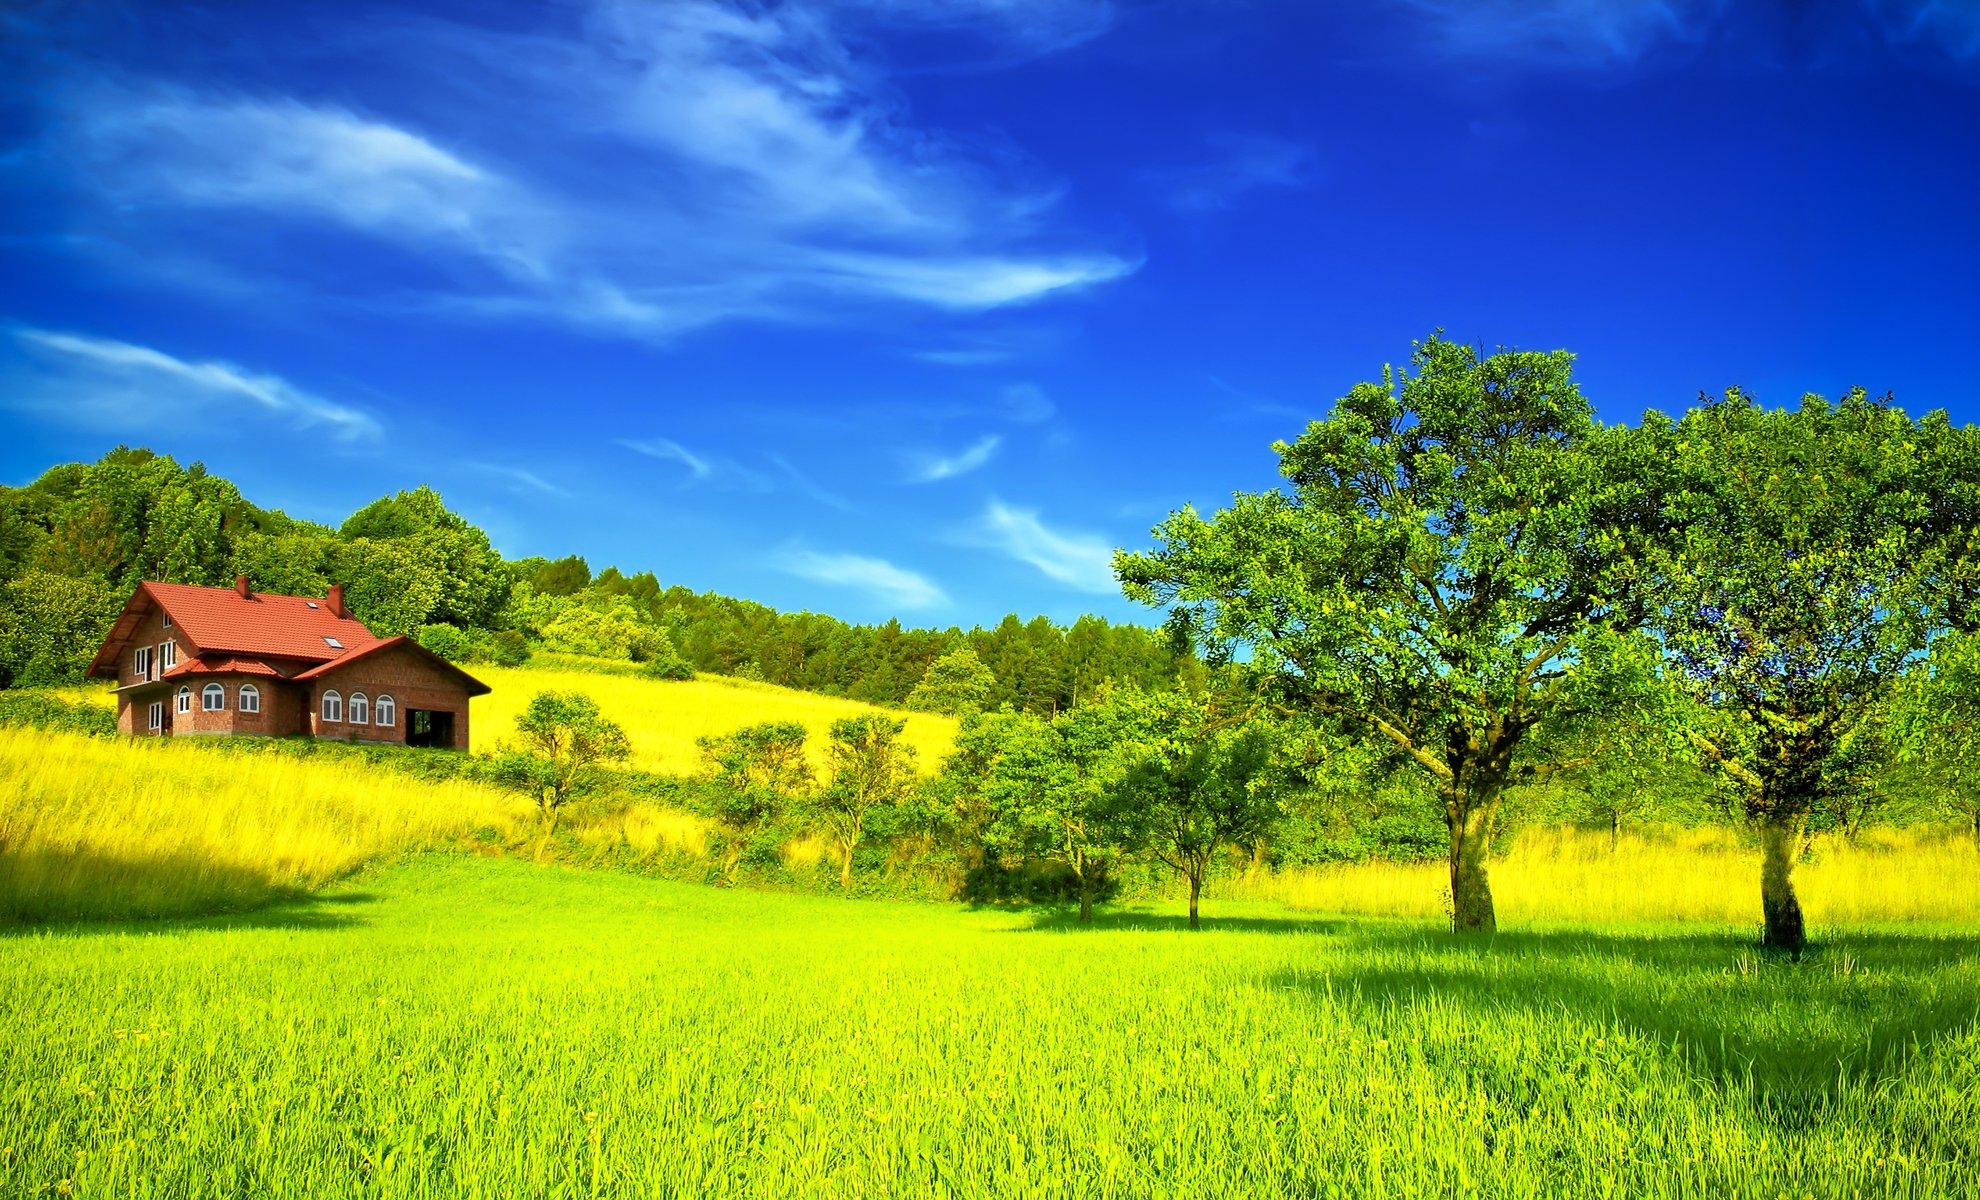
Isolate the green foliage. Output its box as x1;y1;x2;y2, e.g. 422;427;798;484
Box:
499;691;633;828
905;646;996;715
539;599;666;662
0;689;118;737
489;628;531;667
697;721;812;878
0;571;123;688
414;623;476;663
1119;335;1663;933
812;715;919;886
1645;390;1980;949
1114;688;1285;926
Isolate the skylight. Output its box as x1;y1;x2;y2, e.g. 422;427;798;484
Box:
323;636;343;649
306;601;319;609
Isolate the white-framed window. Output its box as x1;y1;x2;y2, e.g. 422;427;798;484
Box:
349;692;370;725
134;645;153;681
202;684;225;712
148;701;164;731
162;612;173;629
160;641;176;670
375;694;396;727
322;690;343;722
240;685;261;714
176;686;192;714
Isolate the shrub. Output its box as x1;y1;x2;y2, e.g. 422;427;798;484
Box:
0;690;117;737
415;623;475;663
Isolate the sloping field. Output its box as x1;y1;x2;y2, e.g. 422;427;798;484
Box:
4;855;1977;1199
0;728;528;922
469;664;958;775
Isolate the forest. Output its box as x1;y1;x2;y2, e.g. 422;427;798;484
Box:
0;448;1191;711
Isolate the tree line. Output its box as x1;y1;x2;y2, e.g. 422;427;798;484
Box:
0;448;1193;712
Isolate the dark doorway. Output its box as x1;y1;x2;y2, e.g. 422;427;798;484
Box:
407;709;455;748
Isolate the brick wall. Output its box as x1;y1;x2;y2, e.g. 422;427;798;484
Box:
166;677;307;737
117;605;188;693
306;645;476;749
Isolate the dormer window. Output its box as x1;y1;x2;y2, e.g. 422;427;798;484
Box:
324;636;343;650
162;613;173;629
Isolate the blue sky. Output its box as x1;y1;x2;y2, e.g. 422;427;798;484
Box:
3;1;1978;627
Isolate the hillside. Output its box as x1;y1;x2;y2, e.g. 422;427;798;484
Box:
470;662;958;774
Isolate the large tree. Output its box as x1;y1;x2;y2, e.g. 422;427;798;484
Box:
1645;389;1980;952
1118;336;1661;933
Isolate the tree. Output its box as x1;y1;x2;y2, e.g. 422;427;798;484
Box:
1118;690;1283;928
698;721;812;879
814;715;918;886
0;570;123;688
1119;336;1661;933
905;646;997;715
1897;633;1980;853
978;700;1138;922
1644;389;1980;953
495;691;631;832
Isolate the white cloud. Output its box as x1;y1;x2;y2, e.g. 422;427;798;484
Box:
470;463;568;497
783;549;948;610
6;327;379;439
42;0;1134;340
1394;0;1723;68
909;434;1003;483
978;499;1118;593
619;436;714;479
1162;133;1315;214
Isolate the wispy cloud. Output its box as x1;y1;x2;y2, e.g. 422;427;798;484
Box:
1160;133;1316;214
1866;0;1980;60
6;327;379;439
37;0;1134;340
1394;0;1724;68
766;453;860;512
977;499;1118;593
470;463;569;497
908;434;1003;483
619;437;716;480
782;548;948;609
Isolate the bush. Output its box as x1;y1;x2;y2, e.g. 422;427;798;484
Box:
0;690;118;737
490;629;530;667
641;654;695;681
414;623;475;663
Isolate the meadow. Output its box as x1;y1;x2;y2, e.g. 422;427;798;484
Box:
4;855;1977;1199
5;674;1979;1198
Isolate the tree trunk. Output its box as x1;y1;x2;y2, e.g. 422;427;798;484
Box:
1447;799;1497;935
1610;812;1620;853
1077;874;1094;923
1971;809;1978;855
839;843;853;889
1760;819;1806;954
1188;869;1202;931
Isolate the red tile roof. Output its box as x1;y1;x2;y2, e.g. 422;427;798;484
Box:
89;581;382;679
161;655;288;680
290;636;493;696
143;581;382;660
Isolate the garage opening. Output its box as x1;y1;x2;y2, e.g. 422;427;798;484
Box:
407;709;456;749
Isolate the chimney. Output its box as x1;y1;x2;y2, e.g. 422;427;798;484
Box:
327;584;346;619
236;575;251;598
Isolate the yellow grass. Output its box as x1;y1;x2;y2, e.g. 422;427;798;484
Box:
0;727;530;921
1252;824;1980;926
470;664;958;776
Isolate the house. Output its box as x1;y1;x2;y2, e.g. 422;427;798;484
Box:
87;577;490;748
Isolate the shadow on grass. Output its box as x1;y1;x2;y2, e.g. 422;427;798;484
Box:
1267;926;1980;1122
0;849;379;937
1013;908;1369;938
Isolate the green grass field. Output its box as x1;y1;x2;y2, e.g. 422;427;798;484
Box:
4;854;1977;1199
